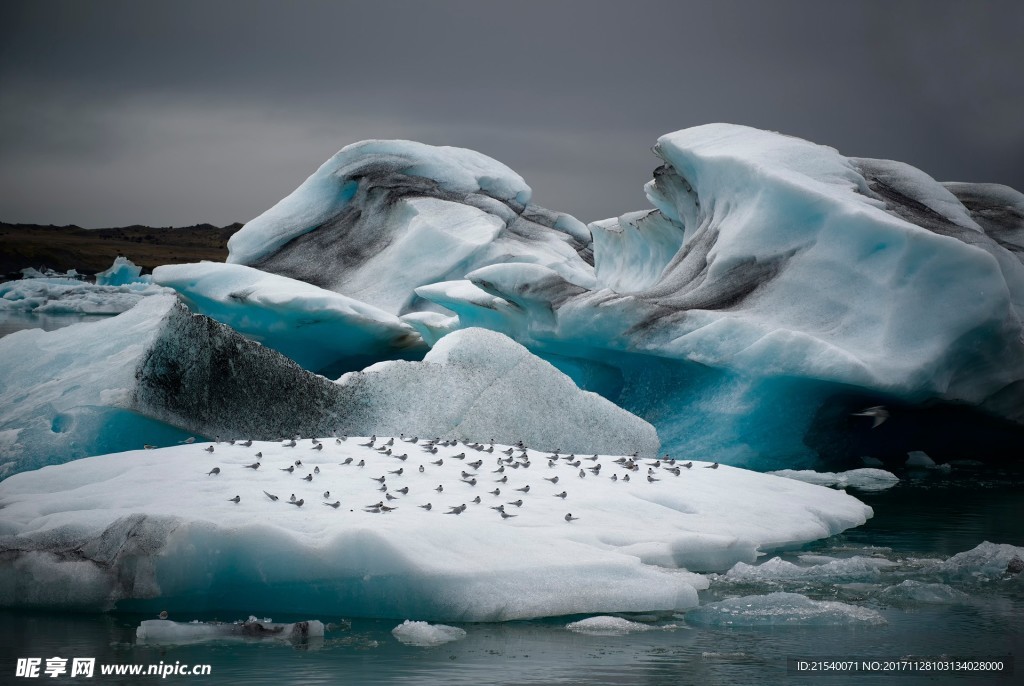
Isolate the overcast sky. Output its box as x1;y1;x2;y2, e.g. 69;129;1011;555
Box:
1;0;1021;228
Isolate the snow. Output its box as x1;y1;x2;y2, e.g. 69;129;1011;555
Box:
0;277;166;315
153;261;425;374
768;468;899;492
136;617;324;645
226;139;595;316
336;328;659;457
95;256;151;286
0;439;871;620
415;123;1024;468
685;592;886;627
391;620;466;646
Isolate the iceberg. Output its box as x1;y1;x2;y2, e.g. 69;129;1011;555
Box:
335;327;659;457
405;124;1024;467
0;439;871;619
564;616;658;635
153;261;426;375
226;139;595;316
0;295;356;476
0;299;658;475
94;256;152;286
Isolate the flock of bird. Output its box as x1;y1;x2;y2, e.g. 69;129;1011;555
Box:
189;432;722;524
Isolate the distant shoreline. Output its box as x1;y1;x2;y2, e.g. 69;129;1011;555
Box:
0;221;242;277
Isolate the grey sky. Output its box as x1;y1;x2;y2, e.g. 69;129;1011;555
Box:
1;0;1021;228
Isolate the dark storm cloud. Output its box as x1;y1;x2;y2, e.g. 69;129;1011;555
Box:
0;0;1021;227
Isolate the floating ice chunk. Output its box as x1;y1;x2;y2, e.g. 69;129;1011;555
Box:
391;620;466;646
723;556;897;584
95;256;151;286
336;327;659;457
0;277;166;315
685;592;886;627
877;580;970;604
768;468;899;492
905;451;935;467
153;262;425;374
0;441;870;619
918;542;1024;583
136;617;324;644
565;616;653;635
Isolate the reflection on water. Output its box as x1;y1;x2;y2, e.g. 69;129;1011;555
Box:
0;312;110;338
1;470;1022;685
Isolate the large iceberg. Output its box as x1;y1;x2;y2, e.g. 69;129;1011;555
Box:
0;298;657;475
152;261;426;375
406;126;1024;467
0;439;871;619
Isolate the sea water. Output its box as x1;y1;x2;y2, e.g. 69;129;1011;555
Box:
1;467;1021;685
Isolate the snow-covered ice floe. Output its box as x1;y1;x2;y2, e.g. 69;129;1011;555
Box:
685;592;886;627
565;616;667;635
136;617;324;645
391;620;466;646
0;439;871;620
768;468;899;492
0;296;655;476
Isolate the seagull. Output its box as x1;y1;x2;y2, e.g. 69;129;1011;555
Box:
445;504;467;515
356;460;365;467
683;462;693;469
302;473;313;482
206;467;220;476
452;452;466;460
314;466;320;474
508;499;523;507
610;474;617;481
468;460;483;469
419;503;432;510
585;454;599;461
340;457;353;465
579;469;586;478
389;468;404;476
554;491;567;499
255;451;262;458
565;513;579;522
359;437;376;447
623;474;631;482
283;439;296;448
371;475;386;483
705;462;719;470
323;491;330;499
461;470;475;479
435;485;444;493
244;462;260;470
143;444;156;450
294;460;303;467
312;444;323;451
240;439;252;447
489;488;501;496
496;475;508;484
264;491;279;501
491;504;505;512
396;487;409;495
852;405;889;428
204;446;215;453
281;465;294;473
393;453;408;461
324;501;341;508
500;512;517;519
289;499;304;507
228;495;240;503
431;459;444;466
289;494;296;502
647;475;660;482
472;496;481;504
386;493;399;501
515;485;530;493
462;478;477;486
418;464;425;473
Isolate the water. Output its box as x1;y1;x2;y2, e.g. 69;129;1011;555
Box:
0;312;109;338
2;468;1021;685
